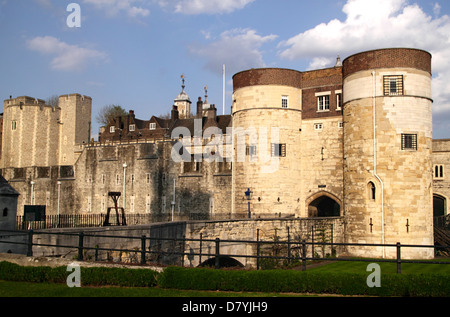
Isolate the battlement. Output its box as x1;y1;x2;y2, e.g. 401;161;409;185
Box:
3;96;47;107
59;93;92;101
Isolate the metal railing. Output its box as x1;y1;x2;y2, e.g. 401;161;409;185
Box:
1;229;449;274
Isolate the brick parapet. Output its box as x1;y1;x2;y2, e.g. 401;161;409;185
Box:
343;48;431;79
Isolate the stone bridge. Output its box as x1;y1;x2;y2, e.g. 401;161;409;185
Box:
0;217;345;268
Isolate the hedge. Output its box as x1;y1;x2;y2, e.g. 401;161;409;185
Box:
1;261;449;296
0;261;158;287
157;266;450;297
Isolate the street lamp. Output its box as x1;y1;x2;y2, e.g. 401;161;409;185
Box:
245;188;252;218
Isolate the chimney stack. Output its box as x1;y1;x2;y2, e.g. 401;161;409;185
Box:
196;97;203;118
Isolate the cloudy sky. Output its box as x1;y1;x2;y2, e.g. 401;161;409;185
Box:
0;0;449;139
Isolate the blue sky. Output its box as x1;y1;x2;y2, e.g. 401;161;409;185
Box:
0;0;450;139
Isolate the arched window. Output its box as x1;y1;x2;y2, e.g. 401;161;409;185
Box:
368;182;376;200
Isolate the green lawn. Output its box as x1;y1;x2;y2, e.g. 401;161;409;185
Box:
0;280;307;297
306;258;450;274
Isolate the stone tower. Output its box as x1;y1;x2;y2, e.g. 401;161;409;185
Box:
1;96;61;169
58;94;92;165
174;74;192;119
231;69;303;217
342;48;434;259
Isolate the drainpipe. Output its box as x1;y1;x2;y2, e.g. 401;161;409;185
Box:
372;71;385;258
30;181;35;205
57;181;61;228
171;178;176;222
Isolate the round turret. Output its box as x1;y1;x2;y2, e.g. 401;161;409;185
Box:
231;68;303;218
342;48;433;259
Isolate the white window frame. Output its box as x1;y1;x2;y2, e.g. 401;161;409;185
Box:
314;123;323;131
110;126;115;133
335;90;342;111
149;123;156;130
129;124;135;131
281;95;289;108
316;91;330;112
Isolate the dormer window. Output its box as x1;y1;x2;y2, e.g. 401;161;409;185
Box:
129;124;135;131
149;123;156;130
110;126;115;133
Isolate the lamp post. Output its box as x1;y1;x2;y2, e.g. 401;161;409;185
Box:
245;188;252;218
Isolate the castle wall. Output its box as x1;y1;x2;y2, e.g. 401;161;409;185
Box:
433;139;450;216
300;116;344;217
74;141;232;220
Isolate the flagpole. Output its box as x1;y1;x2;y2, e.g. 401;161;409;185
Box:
223;64;225;115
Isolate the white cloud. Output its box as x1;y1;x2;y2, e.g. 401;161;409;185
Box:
27;36;108;72
189;28;277;75
83;0;150;17
157;0;254;14
277;0;450;138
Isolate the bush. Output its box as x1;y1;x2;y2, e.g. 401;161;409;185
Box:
158;266;450;296
0;261;159;287
1;261;449;296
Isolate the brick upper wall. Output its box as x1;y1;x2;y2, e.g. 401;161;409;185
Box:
343;48;431;78
232;67;343;92
233;68;303;91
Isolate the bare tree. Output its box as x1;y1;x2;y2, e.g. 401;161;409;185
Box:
96;104;128;126
46;95;59;107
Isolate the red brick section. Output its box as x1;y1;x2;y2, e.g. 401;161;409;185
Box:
343;48;431;78
233;67;343;119
233;68;303;91
232;67;343;91
232;48;431;120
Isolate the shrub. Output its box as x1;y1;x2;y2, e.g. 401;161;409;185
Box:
158;266;450;296
0;261;159;287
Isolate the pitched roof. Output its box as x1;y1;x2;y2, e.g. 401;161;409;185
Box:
0;175;19;196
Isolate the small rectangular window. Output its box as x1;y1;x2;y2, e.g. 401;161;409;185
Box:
401;133;417;150
246;145;257;157
11;121;17;131
384;75;403;96
110;126;115;133
281;95;288;108
314;123;323;131
129;124;135;131
271;143;286;157
149;123;156;130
